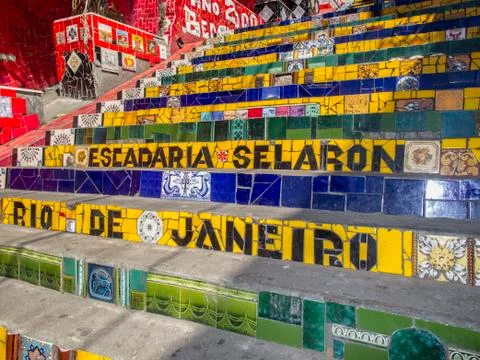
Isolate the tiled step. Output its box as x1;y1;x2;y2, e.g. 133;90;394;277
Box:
6;168;480;220
66;110;480;144
0;224;479;358
1;189;479;286
0;278;318;360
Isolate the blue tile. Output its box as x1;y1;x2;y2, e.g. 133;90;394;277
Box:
425;180;459;200
211;111;224;121
330;176;365;193
211;173;236;203
42;180;58;192
237;173;252;187
58;180;74;193
312;193;346;211
139;171;162;198
383;179;425;217
347;194;382;213
460;180;480;200
470;202;480;219
365;176;384;193
281;176;312;208
236;188;251;205
251;176;281;206
313;176;329;192
255;174;279;183
425;200;469;220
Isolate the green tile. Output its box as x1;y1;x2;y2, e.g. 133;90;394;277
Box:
63;257;76;277
39;260;61;291
266;117;286;140
217;289;257;337
327;302;355;327
146;277;181;318
303;299;325;352
196;122;213;141
248;119;265;140
305;104;320;117
258;291;302;325
0;248;19;278
130;290;146;311
316;128;343;139
180;287;217;327
357;308;412;335
129;269;147;292
344;342;387;360
388;328;447;360
334;339;344;359
214;121;229;141
256;318;302;348
19;255;39;285
63;275;75;294
415;319;480;352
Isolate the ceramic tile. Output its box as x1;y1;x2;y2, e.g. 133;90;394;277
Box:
417;234;468;284
440;149;479;176
146;276;181;318
332;324;389;348
0;96;12;118
258;292;302;325
256;318;302;348
327;302;355;327
216;291;256;337
334;339;345;359
0;168;6;189
436;89;464;111
389;328;447;360
344;343;387;360
161;171;211;201
357;308;412;335
87;263;116;303
20;336;55;360
383;179;425;216
303;299;325;352
100;48;119;73
77;114;102;128
137;211;164;244
17;147;43;167
446;28;466;41
404;141;440;174
50;129;75;145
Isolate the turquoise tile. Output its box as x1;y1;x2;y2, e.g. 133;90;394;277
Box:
327;302;355;327
303;299;325;352
258;291;302;325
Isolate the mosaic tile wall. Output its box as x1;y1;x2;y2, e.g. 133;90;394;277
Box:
2;196;480;286
1;245;479;359
5;168;480;219
0;323;110;359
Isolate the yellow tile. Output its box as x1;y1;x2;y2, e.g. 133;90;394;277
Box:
0;326;5;360
76;350;111;360
377;228;403;275
442;138;467;149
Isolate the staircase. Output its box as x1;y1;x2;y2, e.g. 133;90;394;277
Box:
0;0;479;358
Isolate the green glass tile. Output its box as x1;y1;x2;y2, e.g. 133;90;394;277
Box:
389;328;447;360
316;128;343;139
248;119;265;140
146;280;181;318
344;343;387;360
327;302;355;327
214;121;229;141
63;275;75;294
93;128;107;144
19;255;39;285
180;287;217;327
129;269;147;292
415;319;480;352
196;122;213;141
120;126;130;140
63;257;75;276
357;308;412;335
178;123;196;142
130;290;146;311
303;300;325;352
258;292;302;325
153;133;171;143
75;129;85;145
0;249;18;278
256;318;302;348
267;117;286;140
216;290;256;337
129;125;144;139
106;126;116;140
334;340;344;359
39;261;61;291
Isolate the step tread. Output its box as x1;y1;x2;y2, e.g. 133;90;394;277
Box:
2;189;479;235
1;224;479;331
0;278;320;360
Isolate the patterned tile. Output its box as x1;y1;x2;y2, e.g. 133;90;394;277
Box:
436;89;464;111
121;88;143;100
17;147;43;167
137;211;164;244
20;336;56;360
100;48;119;73
0;168;6;189
50;129;75;145
87;263;116;303
475;239;480;287
404;141;440;174
77;113;102;128
417;235;468;285
332;324;389;348
74;147;90;168
0;96;12;118
440;149;480;176
161;171;211;201
100;100;123;113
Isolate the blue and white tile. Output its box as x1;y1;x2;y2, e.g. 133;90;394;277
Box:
161;170;211;201
87;263;116;303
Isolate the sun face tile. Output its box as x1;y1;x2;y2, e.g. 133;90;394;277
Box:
404;141;440;174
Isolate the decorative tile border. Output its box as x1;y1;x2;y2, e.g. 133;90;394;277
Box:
332;324;389;348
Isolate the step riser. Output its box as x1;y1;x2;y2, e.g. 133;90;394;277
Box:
5;168;480;220
1;245;479;358
2;196;479;286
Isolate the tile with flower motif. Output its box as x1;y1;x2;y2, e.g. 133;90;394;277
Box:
417;234;468;285
404;141;440;174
